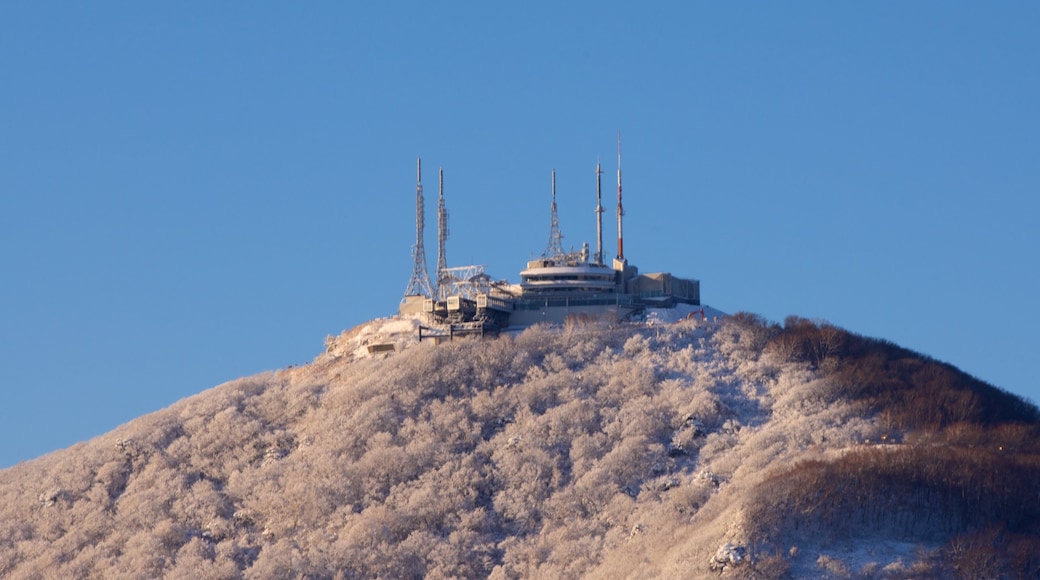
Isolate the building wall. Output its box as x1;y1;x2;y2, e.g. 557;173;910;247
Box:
629;273;700;305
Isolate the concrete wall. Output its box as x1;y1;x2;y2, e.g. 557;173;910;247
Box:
398;295;426;315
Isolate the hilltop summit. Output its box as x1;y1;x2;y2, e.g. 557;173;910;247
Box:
1;315;1037;578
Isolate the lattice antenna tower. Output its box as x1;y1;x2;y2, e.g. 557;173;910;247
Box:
543;168;566;258
404;156;435;298
436;166;449;296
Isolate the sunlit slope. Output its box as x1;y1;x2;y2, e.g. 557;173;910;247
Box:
1;315;1037;578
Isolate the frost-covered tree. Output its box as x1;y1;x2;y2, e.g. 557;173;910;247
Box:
0;314;1037;578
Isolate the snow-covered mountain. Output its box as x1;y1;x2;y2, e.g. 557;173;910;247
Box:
1;313;1037;578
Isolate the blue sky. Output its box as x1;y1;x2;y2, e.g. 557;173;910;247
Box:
2;3;1038;468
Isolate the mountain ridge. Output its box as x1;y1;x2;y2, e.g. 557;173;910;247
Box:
2;313;1037;578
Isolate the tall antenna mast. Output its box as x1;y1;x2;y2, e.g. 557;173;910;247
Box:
595;157;604;264
616;131;625;261
404;156;435;298
436;166;449;298
543;168;565;258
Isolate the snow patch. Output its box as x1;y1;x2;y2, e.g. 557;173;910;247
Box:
643;303;728;325
322;314;425;361
709;543;747;571
786;540;928;578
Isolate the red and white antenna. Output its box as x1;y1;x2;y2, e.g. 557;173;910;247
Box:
616;131;625;261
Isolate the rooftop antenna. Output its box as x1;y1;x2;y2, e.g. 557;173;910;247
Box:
436;166;449;298
616;131;625;262
595;156;604;264
404;156;435;298
543;168;565;258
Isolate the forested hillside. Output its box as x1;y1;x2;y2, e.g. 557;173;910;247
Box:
1;314;1037;578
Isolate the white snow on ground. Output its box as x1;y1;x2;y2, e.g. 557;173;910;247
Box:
787;540;928;577
643;303;728;325
322;314;425;361
325;304;730;362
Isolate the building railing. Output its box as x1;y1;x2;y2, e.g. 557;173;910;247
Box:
512;294;639;311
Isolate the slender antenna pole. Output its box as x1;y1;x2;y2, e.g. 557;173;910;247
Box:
616;131;624;261
595;157;604;265
436;166;449;299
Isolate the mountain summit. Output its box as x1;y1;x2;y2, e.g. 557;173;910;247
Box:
1;314;1037;578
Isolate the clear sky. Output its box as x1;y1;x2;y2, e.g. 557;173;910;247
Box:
2;3;1038;468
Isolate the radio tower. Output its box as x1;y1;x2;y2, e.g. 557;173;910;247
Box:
543;168;566;258
616;131;625;261
595;157;604;264
436;166;449;299
404;156;435;298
